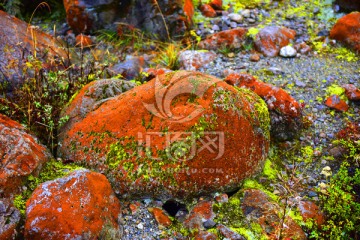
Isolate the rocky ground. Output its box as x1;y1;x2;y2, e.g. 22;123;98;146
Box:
0;0;360;239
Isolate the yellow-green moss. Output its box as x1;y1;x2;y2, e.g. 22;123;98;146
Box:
326;84;347;101
242;179;279;201
263;158;278;180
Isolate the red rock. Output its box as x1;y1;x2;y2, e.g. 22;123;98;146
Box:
225;73;303;140
254;26;296;57
25;170;121;239
0;10;69;92
0;199;20;239
75;34;92;48
199;28;248;50
63;0;93;33
129;201;141;214
249;53;260;62
217;224;245;239
0;114;51;197
184;200;215;230
343;84;360;101
209;0;223;10
195;231;218;240
325;95;349;112
199;4;217;18
179;50;217;71
149;207;172;227
294;42;311;55
330;12;360;53
215;193;228;203
298;201;325;226
58;71;270;199
336;121;360;141
241;189;306;240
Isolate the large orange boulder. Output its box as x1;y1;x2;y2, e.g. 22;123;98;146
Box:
198;28;248;50
225;73;303;141
0;114;51;198
25;170;122;239
254;26;296;57
0;10;69;93
330;12;360;53
58;71;270;199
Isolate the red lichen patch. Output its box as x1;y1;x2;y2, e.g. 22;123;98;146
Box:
342;84;360;101
59;79;136;139
0;199;20;240
148;207;172;227
336;121;360;141
75;34;92;48
58;71;270;199
330;12;360;53
254;26;296;57
298;201;325;227
241;189;306;240
129;201;141;214
184;200;215;230
63;0;92;33
325;95;349;112
194;231;218;240
198;28;248;50
199;4;217;18
184;0;195;26
143;68;172;81
25;170;121;239
225;73;301;118
0;114;50;197
215;193;228;203
209;0;223;10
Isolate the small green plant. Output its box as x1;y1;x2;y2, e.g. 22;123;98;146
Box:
155;43;181;70
310;161;360;239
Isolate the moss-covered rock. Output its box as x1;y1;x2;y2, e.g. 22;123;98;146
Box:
58;71;270;199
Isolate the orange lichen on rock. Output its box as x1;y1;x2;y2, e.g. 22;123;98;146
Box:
25;170;121;239
254;26;296;57
325;95;349;112
58;71;270;199
330;12;360;53
199;4;217;18
198;28;248;50
0;114;50;197
225;73;301;118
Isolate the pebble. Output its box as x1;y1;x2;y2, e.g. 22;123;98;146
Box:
241;9;251;18
280;46;297;58
212;25;220;31
137;223;144;229
228;13;243;23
